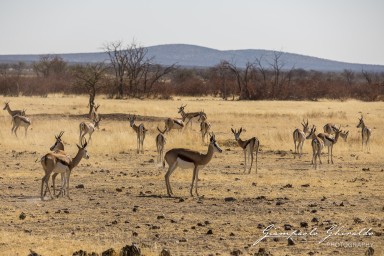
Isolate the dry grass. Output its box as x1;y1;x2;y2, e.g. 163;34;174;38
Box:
0;95;383;255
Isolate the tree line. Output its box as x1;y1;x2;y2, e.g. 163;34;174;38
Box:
1;41;383;103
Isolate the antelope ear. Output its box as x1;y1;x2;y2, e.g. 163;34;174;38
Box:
231;128;235;133
239;127;243;133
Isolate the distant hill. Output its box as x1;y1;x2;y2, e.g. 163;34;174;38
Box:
1;44;383;72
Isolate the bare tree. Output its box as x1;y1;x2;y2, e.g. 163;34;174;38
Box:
104;41;128;98
33;55;66;78
225;61;254;100
361;69;372;85
343;69;354;86
72;63;107;115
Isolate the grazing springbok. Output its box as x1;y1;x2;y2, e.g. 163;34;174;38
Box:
199;111;211;143
231;127;260;174
11;115;31;137
323;123;339;134
163;132;222;197
90;104;100;121
356;115;372;151
317;127;342;164
40;139;89;200
306;126;324;169
79;117;101;144
3;101;25;118
156;126;167;164
293;119;309;158
128;114;148;154
178;104;206;128
164;117;184;132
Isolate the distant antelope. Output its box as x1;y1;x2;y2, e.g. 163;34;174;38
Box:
156;126;167;164
178;104;206;128
317;127;342;164
199;111;211;143
323;123;339;134
40;139;89;200
164;118;184;132
306;126;324;169
11;115;31;137
163;132;222;197
340;130;349;142
356;115;372;151
128;114;148;154
3;101;25;118
231;127;260;174
90;104;100;120
79;117;101;144
293;119;309;158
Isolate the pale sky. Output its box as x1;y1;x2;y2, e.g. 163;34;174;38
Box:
1;0;383;65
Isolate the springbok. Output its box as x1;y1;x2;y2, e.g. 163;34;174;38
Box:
164;118;184;132
178;104;206;128
293;119;309;158
163;132;222;197
40;139;89;200
199;111;211;143
306;126;324;169
317;127;342;164
340;130;349;142
3;101;25;117
156;126;167;164
128;114;148;154
90;104;100;121
323;123;339;134
79;117;101;144
11;115;31;137
356;115;372;151
231;127;260;174
46;131;72;198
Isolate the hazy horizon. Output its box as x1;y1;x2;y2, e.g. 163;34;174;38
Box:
1;0;383;65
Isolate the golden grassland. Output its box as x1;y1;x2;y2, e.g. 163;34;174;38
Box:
0;95;383;255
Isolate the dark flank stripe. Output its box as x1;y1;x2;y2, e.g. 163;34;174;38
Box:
178;154;194;163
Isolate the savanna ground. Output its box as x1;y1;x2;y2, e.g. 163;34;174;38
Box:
0;95;383;256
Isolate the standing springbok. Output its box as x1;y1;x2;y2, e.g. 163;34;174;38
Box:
199;111;211;143
317;127;342;164
231;127;260;174
340;130;349;142
128;114;148;154
356;115;372;151
40;139;89;200
293;119;309;158
46;131;72;198
11;115;31;137
306;126;324;169
3;101;25;117
79;117;101;144
163;132;222;197
90;104;100;121
156;126;167;164
178;104;206;128
164;118;184;132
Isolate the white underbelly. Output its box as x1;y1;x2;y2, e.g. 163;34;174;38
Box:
176;158;196;169
53;162;69;174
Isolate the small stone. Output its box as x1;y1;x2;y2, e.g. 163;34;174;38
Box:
75;184;84;189
207;229;213;235
224;197;236;202
300;222;308;228
288;237;295;246
19;212;26;220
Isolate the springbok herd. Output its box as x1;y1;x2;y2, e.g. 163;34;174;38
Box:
3;101;372;201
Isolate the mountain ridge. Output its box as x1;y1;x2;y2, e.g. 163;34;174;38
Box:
1;44;383;72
